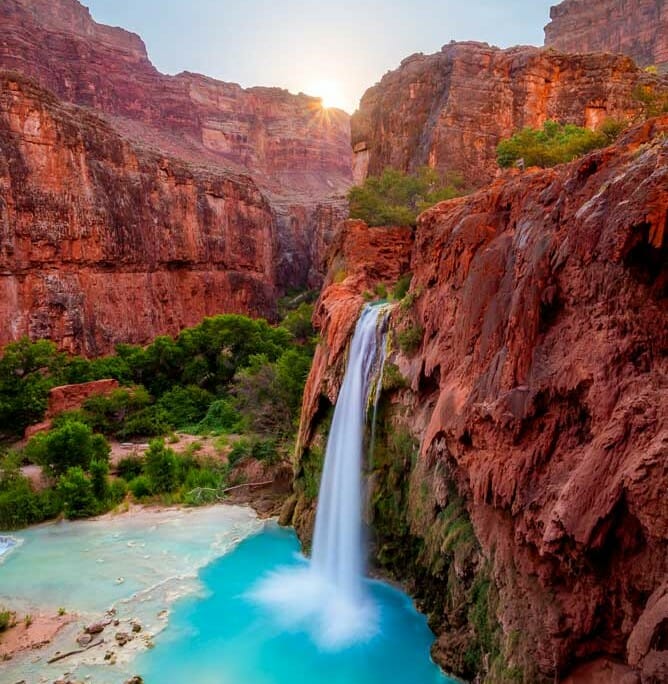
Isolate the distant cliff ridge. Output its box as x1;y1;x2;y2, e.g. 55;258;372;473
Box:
351;42;660;189
545;0;668;73
0;0;352;353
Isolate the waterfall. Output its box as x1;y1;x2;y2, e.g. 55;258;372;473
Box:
252;303;390;649
311;303;390;602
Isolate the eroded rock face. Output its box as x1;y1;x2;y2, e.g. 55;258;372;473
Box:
545;0;668;72
351;42;661;188
292;118;668;682
0;0;352;352
0;75;278;354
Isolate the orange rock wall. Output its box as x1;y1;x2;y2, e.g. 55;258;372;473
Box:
545;0;668;71
294;118;668;681
0;75;278;354
351;42;659;188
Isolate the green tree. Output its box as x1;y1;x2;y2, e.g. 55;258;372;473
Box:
0;338;65;434
27;421;110;478
89;458;110;501
143;439;177;494
57;467;97;518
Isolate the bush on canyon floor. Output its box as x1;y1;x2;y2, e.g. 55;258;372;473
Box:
496;119;623;168
57;466;98;519
348;167;467;227
26;420;110;479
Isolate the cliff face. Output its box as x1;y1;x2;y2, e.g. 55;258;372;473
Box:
351;42;660;188
545;0;668;72
0;0;352;352
0;75;280;355
290;118;668;682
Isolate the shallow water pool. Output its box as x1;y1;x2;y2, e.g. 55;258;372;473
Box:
137;523;454;684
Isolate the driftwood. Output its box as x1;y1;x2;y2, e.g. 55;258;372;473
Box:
186;480;274;503
47;638;104;664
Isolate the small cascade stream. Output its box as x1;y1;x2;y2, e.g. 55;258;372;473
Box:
253;303;392;648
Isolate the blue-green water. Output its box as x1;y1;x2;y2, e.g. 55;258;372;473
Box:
138;524;454;684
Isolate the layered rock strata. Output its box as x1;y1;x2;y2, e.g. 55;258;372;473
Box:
290;117;668;682
0;0;352;352
351;42;663;188
0;74;278;354
545;0;668;72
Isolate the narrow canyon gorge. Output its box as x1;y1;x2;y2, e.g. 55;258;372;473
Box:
0;1;666;683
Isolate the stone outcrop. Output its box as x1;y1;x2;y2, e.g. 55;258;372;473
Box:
23;379;120;438
351;42;663;188
291;117;668;682
0;74;279;354
0;0;352;353
545;0;668;73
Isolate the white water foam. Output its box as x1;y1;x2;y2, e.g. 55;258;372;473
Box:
252;304;390;650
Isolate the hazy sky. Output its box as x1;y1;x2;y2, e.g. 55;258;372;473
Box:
85;0;557;112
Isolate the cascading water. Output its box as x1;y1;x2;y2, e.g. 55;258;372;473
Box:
311;304;389;602
252;303;391;649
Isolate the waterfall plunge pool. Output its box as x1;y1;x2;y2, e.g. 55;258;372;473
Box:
0;513;454;684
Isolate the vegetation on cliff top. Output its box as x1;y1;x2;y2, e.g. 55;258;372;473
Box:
496;119;625;169
348;167;467;227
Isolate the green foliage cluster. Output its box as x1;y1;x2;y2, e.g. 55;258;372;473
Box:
120;439;229;504
348;167;467;227
496;119;625;169
0;312;312;440
0;608;12;631
0;305;315;530
0;423;122;528
396;324;424;355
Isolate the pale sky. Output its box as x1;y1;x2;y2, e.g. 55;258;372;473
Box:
84;0;557;112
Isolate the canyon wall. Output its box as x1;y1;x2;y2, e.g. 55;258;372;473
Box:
0;74;280;355
545;0;668;73
0;0;352;352
289;117;668;682
351;42;662;188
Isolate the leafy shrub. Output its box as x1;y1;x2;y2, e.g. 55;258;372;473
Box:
89;458;109;501
116;455;144;481
228;437;253;466
128;475;152;499
143;440;177;494
108;478;128;504
397;325;424;355
155;385;213;429
382;363;408;392
196;398;241;434
392;274;412;301
57;467;97;519
0;476;45;529
0;608;12;631
26;421;110;478
349;167;466;227
496;120;621;169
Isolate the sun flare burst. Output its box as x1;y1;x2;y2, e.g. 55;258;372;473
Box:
308;79;347;111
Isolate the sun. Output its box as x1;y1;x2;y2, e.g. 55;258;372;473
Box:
308;79;347;111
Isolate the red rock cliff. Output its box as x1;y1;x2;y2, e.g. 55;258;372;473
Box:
0;0;352;353
291;118;668;682
545;0;668;72
0;74;279;354
351;42;662;188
